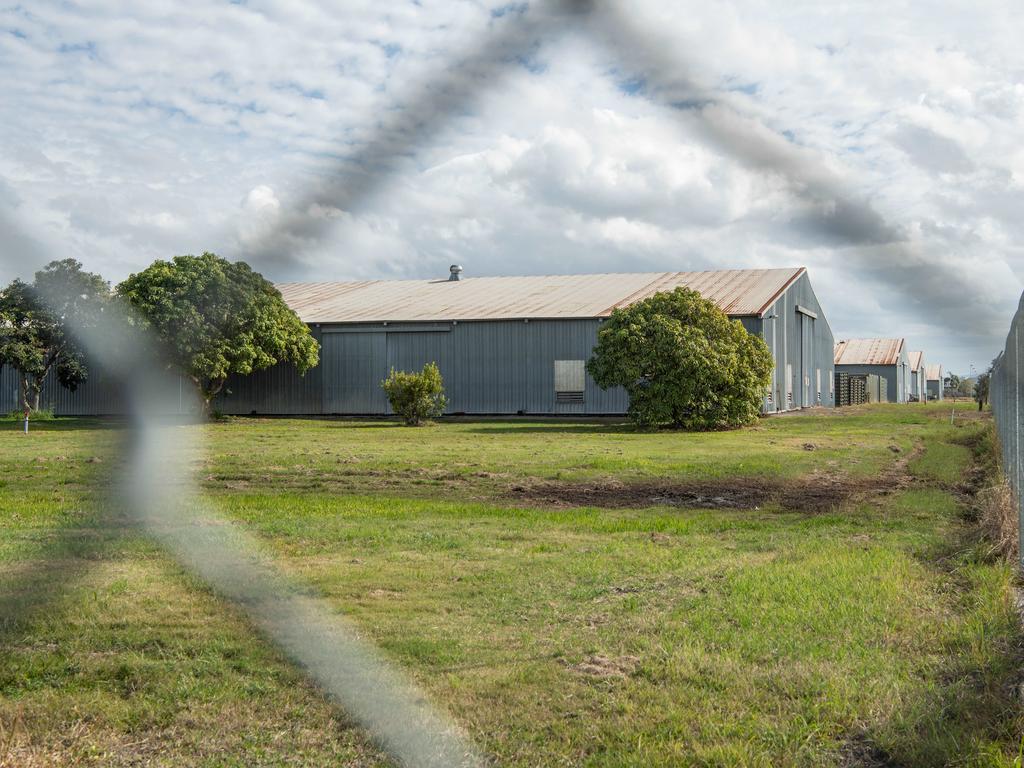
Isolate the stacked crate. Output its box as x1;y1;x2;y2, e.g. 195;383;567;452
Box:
850;375;868;405
835;372;876;407
834;372;850;407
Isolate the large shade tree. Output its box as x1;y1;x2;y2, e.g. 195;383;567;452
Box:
117;253;319;413
0;259;110;413
587;287;773;430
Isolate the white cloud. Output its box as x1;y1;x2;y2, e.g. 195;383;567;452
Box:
1;0;1022;372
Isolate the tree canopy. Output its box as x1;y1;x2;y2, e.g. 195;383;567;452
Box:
116;253;319;410
587;287;773;430
0;259;109;413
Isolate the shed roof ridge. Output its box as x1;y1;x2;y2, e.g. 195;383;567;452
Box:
276;267;810;323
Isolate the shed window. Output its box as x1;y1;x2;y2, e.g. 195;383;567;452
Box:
554;360;585;403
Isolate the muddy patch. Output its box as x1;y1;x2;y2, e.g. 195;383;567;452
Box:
510;479;773;510
507;471;905;514
509;441;923;514
838;734;901;767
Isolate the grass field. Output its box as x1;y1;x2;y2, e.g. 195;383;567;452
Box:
1;403;1022;766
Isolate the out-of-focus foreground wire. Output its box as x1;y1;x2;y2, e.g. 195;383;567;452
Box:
2;0;1003;764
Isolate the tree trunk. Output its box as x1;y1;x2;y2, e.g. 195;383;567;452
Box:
197;376;227;418
19;375;41;414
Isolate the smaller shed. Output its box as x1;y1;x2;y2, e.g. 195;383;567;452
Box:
834;338;911;404
925;364;944;401
908;351;926;402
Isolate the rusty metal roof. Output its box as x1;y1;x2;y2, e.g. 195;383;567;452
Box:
909;350;924;372
925;364;943;381
834;338;905;366
277;268;805;323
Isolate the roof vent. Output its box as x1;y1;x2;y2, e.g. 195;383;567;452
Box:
448;264;463;281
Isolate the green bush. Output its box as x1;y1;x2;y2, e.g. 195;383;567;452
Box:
587;287;773;430
381;362;448;426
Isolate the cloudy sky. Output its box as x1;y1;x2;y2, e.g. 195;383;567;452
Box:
2;1;1023;373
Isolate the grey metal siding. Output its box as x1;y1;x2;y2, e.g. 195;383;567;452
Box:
212;319;628;416
317;319;628;415
1;363;135;415
215;328;324;415
321;331;388;413
761;272;834;412
910;366;924;400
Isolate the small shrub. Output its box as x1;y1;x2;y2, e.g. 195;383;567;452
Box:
381;362;448;426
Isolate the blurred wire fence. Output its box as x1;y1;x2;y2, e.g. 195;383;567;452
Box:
7;1;1017;764
988;292;1024;568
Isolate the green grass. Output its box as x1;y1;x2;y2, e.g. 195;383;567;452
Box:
1;403;1021;766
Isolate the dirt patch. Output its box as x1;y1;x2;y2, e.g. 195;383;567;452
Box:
509;474;869;514
838;734;901;767
367;588;402;599
510;478;774;510
567;654;641;679
508;443;922;514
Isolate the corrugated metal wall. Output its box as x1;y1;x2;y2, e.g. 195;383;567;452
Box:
990;293;1024;568
0;364;188;416
217;319;631;415
909;367;923;400
761;272;835;412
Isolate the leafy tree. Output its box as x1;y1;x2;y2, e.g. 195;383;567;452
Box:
117;253;319;413
944;373;961;392
975;370;990;411
0;259;109;413
381;362;447;426
587;287;773;430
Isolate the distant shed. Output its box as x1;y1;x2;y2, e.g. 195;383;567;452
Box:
925;363;944;401
834;338;911;404
908;350;926;402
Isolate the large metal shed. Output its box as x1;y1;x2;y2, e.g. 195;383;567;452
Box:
833;338;911;404
214;266;836;416
0;266;836;416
